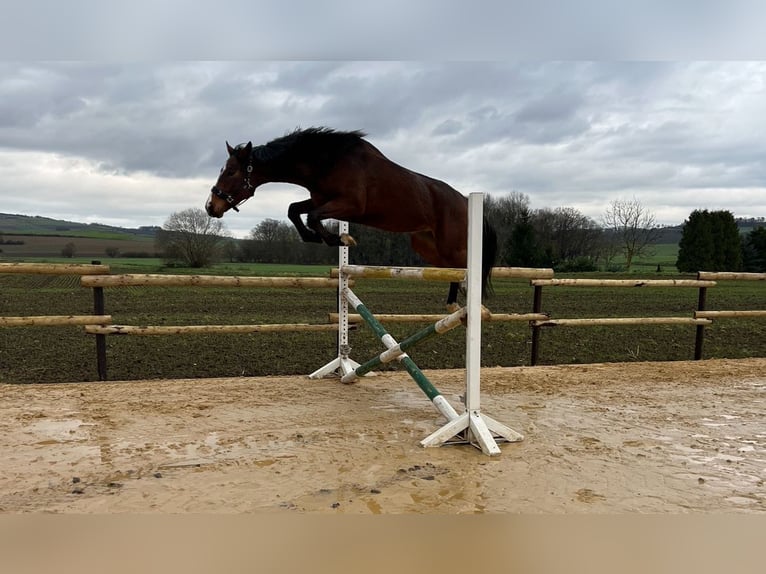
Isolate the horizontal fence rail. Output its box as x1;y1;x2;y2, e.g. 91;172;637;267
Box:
329;312;549;324
85;323;341;336
532;317;712;327
81;274;342;289
0;315;112;327
695;310;766;319
698;271;766;281
531;278;717;288
332;265;554;281
0;262;110;275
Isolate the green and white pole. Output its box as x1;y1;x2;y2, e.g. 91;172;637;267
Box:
341;287;460;422
341;303;466;383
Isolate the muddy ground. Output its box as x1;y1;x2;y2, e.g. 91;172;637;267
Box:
1;358;764;513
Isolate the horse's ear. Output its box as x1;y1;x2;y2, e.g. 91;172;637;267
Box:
226;141;235;155
245;141;252;154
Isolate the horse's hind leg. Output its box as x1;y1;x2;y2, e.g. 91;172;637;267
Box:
446;281;460;311
411;231;462;310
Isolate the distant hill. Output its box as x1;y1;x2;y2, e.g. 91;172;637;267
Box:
653;217;764;245
0;213;159;238
0;213;159;258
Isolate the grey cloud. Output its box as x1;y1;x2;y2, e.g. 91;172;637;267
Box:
1;60;765;233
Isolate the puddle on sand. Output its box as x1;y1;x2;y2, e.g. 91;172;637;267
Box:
27;419;94;442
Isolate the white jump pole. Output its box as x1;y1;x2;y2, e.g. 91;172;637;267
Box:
419;193;523;455
309;220;362;379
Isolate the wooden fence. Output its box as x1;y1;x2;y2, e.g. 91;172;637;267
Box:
527;278;717;364
79;272;345;380
2;262;765;382
0;262;111;330
692;271;766;359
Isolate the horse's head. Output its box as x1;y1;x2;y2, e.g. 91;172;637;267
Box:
206;141;258;217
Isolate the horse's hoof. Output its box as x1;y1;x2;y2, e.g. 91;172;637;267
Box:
340;233;357;246
446;303;460;314
481;305;492;320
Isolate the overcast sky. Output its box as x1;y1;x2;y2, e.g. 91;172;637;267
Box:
1;60;765;238
1;0;765;238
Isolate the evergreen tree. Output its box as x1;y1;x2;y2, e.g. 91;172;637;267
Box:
677;210;715;272
504;210;540;267
710;210;743;271
677;209;742;273
742;226;766;272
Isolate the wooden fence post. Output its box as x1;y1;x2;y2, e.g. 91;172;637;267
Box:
91;261;108;380
530;284;543;366
694;286;707;360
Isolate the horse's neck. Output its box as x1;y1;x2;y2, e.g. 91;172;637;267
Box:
256;156;313;188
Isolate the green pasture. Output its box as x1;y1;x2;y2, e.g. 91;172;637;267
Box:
609;243;680;273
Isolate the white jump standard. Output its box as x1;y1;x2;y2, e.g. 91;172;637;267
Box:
313;193;523;455
421;193;523;455
309;220;362;379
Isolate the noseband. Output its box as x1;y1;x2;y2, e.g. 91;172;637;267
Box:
210;160;255;213
210;185;242;212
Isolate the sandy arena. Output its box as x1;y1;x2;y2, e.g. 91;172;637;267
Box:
1;358;764;513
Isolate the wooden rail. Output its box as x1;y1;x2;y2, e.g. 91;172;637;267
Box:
329;312;549;324
0;262;110;275
1;315;112;327
695;310;766;319
81;274;341;288
533;317;711;327
698;271;766;281
85;323;341;336
531;278;717;288
331;265;554;281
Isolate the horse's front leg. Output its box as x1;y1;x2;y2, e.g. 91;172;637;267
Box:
287;199;323;243
305;201;357;247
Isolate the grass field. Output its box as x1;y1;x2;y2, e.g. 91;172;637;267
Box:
1;261;764;383
0;234;156;258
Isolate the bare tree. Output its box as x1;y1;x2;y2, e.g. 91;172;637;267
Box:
156;208;229;268
602;198;660;271
250;219;298;243
61;242;77;258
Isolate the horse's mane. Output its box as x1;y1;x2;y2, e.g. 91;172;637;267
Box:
252;127;367;164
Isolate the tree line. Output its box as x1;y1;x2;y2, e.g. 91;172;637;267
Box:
154;195;766;273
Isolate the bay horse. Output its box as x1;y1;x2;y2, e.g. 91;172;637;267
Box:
205;127;497;307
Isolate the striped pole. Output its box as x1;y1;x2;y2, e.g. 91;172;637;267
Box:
341;287;459;422
341;304;467;383
340;265;466;282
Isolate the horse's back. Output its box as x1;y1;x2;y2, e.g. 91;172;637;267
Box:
354;140;468;225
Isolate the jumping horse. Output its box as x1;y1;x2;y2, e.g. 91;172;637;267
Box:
206;127;497;307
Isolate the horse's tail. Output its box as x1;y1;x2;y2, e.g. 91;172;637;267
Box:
481;216;498;300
